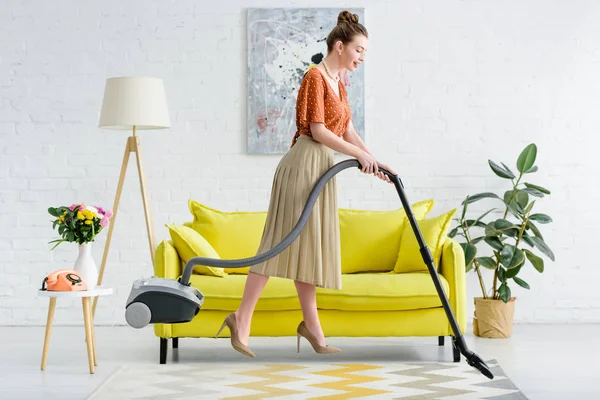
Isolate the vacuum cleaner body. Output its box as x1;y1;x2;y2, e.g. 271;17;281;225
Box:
125;277;204;329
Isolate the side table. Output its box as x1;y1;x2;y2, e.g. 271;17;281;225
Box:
38;286;113;374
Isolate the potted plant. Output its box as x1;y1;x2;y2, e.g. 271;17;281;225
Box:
48;203;113;289
449;144;555;338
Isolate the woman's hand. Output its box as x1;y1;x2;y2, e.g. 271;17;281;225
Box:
375;162;397;184
356;151;396;184
356;150;378;175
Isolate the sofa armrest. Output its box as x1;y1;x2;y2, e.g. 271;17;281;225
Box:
439;238;467;334
154;240;183;279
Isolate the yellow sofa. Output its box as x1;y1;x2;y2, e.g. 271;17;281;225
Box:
152;199;466;364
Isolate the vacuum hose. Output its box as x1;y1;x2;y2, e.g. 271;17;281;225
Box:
173;157;494;379
179;159;391;286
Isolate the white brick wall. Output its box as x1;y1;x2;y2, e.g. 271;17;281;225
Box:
1;0;599;326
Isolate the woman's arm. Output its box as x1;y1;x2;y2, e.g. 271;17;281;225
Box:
343;120;373;156
310;122;363;159
343;120;397;179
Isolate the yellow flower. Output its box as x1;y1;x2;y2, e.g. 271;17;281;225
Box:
85;220;92;225
84;209;97;220
77;211;84;220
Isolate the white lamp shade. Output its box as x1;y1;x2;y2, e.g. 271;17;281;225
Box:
99;77;171;130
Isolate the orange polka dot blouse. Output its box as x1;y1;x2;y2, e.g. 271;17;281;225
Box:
291;68;352;148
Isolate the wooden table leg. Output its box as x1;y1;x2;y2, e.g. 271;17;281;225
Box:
90;302;97;366
82;298;95;374
41;297;56;370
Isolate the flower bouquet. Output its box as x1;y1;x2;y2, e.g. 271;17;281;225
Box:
48;203;113;289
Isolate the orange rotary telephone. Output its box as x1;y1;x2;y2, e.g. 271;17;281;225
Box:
41;269;88;291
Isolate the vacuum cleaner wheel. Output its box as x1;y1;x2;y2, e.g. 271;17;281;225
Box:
125;302;151;329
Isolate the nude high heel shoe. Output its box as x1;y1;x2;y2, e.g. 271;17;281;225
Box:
297;321;341;354
215;313;255;357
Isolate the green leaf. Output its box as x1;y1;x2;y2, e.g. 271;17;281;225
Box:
498;266;507;282
485;236;504;251
523;200;536;215
517;143;537;173
489;160;515;179
524;182;550;194
460;243;477;267
513;276;530;289
49;239;66;251
462;192;503;205
525;165;538;174
505;264;522;279
48;207;60;217
448;227;459;238
476;256;496;269
516;190;529;210
521;188;545;198
473;208;498;226
500;244;525;269
498;283;511;303
529;213;552;224
464;219;489;229
494;219;520;237
460;196;469;220
503;190;523;219
526;220;544;239
501;162;516;178
529;237;555;261
466;260;474;272
484;221;503;236
521;233;534;247
524;249;545;272
471;236;486;244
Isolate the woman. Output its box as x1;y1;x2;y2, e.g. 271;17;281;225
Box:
217;11;397;357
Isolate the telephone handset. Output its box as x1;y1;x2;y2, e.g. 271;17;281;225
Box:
41;269;88;291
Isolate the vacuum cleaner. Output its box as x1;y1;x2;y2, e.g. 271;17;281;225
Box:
125;159;494;380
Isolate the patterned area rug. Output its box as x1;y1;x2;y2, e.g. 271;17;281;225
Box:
88;359;527;399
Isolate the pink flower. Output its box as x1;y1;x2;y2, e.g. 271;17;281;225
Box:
94;206;113;219
100;217;109;227
69;203;83;211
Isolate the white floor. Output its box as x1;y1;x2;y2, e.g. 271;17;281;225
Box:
0;324;597;399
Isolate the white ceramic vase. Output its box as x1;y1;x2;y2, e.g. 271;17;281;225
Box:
73;242;98;290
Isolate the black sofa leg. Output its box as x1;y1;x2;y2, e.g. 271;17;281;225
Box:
451;336;460;362
173;338;179;349
160;338;167;364
438;336;445;346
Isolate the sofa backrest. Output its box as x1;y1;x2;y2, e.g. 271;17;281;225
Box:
184;199;435;274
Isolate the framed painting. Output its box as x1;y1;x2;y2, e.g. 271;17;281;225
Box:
247;7;366;154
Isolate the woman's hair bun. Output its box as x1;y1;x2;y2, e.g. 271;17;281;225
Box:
337;10;359;25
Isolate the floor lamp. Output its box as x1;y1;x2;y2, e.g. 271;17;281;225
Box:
93;77;171;316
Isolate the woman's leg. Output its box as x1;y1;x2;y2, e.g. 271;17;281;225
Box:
294;280;326;346
233;271;269;345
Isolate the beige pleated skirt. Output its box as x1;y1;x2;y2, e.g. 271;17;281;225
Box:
249;134;342;290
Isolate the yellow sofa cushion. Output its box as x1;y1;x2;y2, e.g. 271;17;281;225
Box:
166;224;227;277
190;272;449;312
393;208;457;274
339;199;434;274
186;199;267;274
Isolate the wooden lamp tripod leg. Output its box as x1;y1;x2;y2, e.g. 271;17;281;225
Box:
92;137;131;317
132;136;157;265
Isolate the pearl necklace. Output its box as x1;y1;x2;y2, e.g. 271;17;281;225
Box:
322;60;339;82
